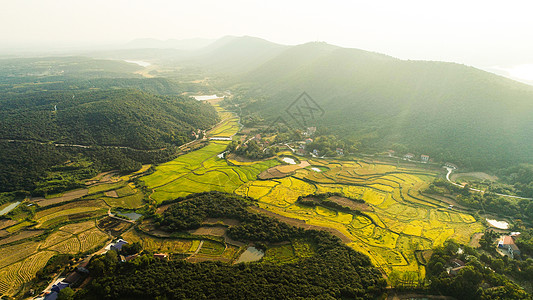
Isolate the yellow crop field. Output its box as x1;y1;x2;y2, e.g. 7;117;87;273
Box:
39;231;74;249
59;220;96;234
49;237;81;254
78;228;108;252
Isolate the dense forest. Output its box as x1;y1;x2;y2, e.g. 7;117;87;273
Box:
0;89;217;149
0;57;219;196
79;192;386;299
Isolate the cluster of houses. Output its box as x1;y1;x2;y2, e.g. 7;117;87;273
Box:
39;258;90;300
446;258;467;276
38;239;169;299
403;153;430;162
497;233;521;259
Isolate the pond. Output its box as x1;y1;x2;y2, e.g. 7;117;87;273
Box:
116;210;143;221
235;246;264;263
193;95;222;101
281;157;296;165
486;219;509;229
0;201;21;216
124;60;151;67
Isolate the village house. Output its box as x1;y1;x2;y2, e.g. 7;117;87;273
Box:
303;126;316;136
110;238;128;251
404;153;415;160
448;266;466;276
498;235;521;258
420;154;430;162
154;253;169;261
336;148;344;155
305;138;313;144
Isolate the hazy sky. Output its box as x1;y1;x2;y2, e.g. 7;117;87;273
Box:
1;0;533;68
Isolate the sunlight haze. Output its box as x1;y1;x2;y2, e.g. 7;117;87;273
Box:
1;0;532;68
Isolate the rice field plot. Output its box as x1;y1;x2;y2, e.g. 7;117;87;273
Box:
88;182;126;195
198;240;225;256
148;156;278;203
0;241;40;269
34;200;107;229
78;228;108;252
5;221;33;233
39;231;74;249
60;220;96;234
121;230;192;253
141;142;228;189
263;244;297;264
98;217;131;236
103;192;145;209
48;236;81;254
36;209;107;229
0;230;45;246
0;250;54;297
0;219;17;230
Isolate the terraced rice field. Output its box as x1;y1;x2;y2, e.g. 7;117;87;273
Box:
137;103;484;286
0;215;108;296
141;145;483;286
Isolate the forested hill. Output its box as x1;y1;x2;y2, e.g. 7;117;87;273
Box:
0;57;219;195
0;89;217;149
222;40;533;170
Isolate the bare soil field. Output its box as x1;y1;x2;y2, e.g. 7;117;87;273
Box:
258;168;291;179
98;217;132;236
0;230;44;246
104;190;119;198
328;196;374;211
259;161;310;179
203;218;240;226
30;189;88;207
450;172;498;182
0;220;17;230
469;232;483;248
156;204;172;214
188;226;227;236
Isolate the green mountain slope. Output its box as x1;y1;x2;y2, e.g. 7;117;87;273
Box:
229;41;533;169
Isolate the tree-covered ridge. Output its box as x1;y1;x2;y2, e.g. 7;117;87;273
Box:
0;89;218;149
221;40;533;170
80;192;386;299
158;192;299;243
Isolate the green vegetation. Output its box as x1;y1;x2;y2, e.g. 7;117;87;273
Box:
428;178;533;222
426;241;530;299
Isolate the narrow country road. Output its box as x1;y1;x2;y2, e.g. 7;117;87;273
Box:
444;167;532;200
